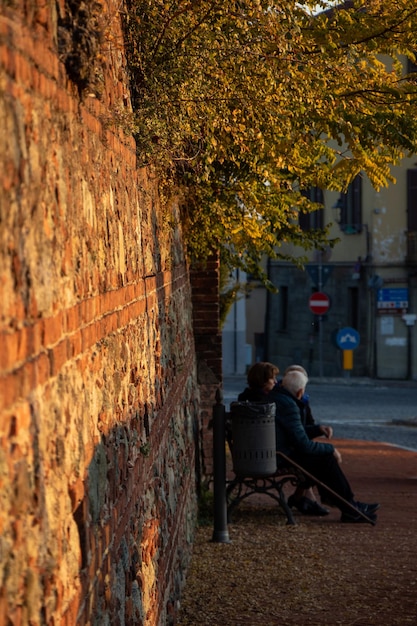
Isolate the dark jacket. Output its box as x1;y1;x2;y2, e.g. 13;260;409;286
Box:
238;387;268;403
268;385;334;458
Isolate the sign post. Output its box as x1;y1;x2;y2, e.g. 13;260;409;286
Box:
336;327;360;377
402;314;417;380
309;292;330;377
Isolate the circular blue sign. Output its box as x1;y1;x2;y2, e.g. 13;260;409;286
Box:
336;327;360;350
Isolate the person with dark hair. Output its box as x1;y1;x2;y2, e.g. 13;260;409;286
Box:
245;361;280;394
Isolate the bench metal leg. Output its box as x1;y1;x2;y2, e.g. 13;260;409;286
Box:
226;474;300;525
273;478;297;525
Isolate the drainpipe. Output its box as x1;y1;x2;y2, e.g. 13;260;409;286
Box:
264;258;272;362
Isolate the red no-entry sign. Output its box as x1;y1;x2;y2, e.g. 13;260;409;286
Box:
309;292;330;315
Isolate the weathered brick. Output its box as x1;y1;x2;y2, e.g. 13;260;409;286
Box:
49;339;69;376
66;305;81;333
0;332;18;372
42;312;65;347
34;351;51;386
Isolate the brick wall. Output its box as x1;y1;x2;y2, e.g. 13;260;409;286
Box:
0;2;201;624
190;257;222;477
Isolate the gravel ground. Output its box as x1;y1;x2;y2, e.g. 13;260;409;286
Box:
177;438;417;625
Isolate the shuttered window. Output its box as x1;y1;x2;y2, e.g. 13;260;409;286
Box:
339;176;362;234
407;169;417;231
407;59;417;74
299;187;324;231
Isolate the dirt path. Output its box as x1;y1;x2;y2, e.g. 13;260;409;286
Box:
177;440;417;625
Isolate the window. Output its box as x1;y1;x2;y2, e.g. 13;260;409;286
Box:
407;169;417;231
299;187;324;231
338;175;362;234
407;58;417;74
406;169;417;263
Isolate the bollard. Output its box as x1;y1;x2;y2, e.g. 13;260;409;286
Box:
343;349;353;377
211;387;230;543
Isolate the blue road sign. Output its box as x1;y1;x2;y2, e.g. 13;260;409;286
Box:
305;264;334;288
377;287;408;313
336;327;360;350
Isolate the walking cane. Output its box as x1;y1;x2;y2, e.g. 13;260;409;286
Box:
277;451;376;526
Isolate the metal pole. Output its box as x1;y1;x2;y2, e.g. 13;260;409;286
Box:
211;387;230;543
318;315;323;378
318;259;323;378
407;324;412;380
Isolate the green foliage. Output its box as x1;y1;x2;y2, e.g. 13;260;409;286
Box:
121;0;417;280
139;442;150;457
196;481;214;526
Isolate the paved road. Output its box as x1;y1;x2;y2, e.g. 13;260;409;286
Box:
223;376;417;452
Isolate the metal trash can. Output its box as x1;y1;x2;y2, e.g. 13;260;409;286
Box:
230;401;276;476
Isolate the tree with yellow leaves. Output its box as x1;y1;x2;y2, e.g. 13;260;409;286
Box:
122;0;417;282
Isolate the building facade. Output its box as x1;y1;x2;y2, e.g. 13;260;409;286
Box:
239;154;417;380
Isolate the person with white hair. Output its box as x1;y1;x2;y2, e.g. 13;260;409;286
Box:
271;368;379;523
282;365;332;516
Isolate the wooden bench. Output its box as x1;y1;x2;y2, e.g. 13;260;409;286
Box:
225;402;304;525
